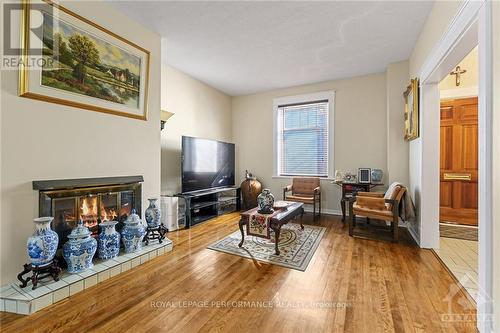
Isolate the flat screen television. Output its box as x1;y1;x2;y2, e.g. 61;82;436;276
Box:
181;136;235;193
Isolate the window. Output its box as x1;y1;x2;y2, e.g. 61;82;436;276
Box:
273;91;334;178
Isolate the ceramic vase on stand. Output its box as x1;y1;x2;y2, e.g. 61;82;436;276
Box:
97;220;120;260
145;198;161;228
121;209;146;253
63;220;97;274
27;217;59;267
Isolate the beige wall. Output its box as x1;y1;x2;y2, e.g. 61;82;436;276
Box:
439;46;478;91
232;73;387;213
160;65;232;194
0;1;161;284
409;1;465;77
386;61;409;186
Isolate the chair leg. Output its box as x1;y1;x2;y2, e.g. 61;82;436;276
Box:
318;194;321;217
348;211;354;237
393;217;399;242
313;200;316;221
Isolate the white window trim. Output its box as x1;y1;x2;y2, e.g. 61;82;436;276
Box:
272;90;335;179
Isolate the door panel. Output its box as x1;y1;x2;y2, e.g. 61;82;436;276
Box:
439;97;478;226
440;126;453;170
461;125;478;170
440;182;453;208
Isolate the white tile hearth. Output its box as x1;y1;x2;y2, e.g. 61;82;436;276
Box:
0;238;172;315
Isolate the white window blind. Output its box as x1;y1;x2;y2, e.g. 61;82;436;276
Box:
276;100;329;177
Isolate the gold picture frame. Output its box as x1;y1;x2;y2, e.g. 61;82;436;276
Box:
404;78;419;140
19;0;150;120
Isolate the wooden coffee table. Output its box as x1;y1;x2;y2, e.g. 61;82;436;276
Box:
238;202;304;255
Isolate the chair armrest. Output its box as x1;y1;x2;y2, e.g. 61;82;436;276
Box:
384;199;400;217
357;192;383;197
313;186;320;194
283;185;292;200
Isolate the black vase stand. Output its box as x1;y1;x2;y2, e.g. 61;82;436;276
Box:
17;258;62;290
143;224;168;245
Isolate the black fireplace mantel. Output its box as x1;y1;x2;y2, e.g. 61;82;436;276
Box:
33;176;144;191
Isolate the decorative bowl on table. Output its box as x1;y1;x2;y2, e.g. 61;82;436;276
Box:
273;201;289;210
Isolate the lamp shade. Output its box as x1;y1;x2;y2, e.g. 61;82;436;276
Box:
161;110;174;122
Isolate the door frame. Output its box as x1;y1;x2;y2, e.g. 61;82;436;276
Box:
416;1;493;331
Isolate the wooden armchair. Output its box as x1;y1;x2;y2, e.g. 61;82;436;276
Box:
283;177;321;220
348;183;406;242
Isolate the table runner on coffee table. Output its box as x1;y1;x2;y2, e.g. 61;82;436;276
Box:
247;209;283;239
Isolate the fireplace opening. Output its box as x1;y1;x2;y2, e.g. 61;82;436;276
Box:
34;176;143;247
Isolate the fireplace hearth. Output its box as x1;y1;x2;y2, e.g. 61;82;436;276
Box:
33;176;143;246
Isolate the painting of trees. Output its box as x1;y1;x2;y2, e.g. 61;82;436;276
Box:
54;33;73;66
68;34;100;83
40;11;143;110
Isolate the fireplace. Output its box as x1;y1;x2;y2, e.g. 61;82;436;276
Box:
33;176;143;247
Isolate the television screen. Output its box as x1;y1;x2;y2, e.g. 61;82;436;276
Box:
181;136;235;193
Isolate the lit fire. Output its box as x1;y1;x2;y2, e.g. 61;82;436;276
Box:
101;206;117;221
80;196;98;228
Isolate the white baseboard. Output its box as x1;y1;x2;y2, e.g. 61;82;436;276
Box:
407;225;420;246
302;207;343;216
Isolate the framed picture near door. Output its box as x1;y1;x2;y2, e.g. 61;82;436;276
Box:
404;78;419;140
19;0;150;120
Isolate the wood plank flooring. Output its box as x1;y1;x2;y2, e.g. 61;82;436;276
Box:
0;213;477;333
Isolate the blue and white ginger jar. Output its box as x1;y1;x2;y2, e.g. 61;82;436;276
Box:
257;189;275;214
98;220;120;260
145;198;161;228
121;209;146;253
27;217;58;267
63;220;97;274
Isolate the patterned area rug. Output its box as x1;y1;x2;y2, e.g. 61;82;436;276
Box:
440;223;478;241
207;223;326;271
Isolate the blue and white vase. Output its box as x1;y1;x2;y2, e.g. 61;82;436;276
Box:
121;209;146;253
257;189;275;214
97;221;120;260
63;220;97;274
145;198;161;228
27;217;58;267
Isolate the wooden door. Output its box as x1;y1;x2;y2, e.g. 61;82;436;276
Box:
440;97;478;226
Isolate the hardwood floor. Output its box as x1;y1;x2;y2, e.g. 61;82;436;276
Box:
0;213;477;333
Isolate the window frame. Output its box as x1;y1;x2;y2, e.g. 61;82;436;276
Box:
273;91;335;179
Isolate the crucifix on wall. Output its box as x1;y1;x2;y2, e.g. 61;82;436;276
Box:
450;66;467;86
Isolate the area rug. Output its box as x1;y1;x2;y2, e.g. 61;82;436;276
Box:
440;223;478;241
207;223;326;271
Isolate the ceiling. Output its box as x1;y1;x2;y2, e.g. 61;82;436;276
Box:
109;1;434;96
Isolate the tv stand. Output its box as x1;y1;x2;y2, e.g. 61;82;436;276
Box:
176;187;241;228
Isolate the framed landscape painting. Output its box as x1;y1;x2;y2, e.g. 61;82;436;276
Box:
19;0;150;120
404;78;419;141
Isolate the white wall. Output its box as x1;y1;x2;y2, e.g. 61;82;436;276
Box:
0;1;161;284
232;73;388;214
407;1;464;243
492;1;500;330
160;64;232;194
386;61;410;187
